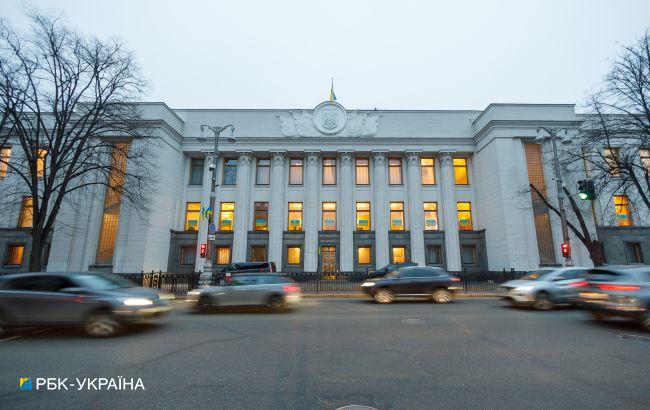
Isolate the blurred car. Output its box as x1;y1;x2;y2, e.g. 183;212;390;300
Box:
360;266;462;303
0;272;172;337
187;273;301;312
368;262;417;278
580;266;650;330
221;262;277;274
499;268;589;310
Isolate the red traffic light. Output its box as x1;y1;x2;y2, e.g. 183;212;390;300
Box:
200;243;207;258
561;242;571;258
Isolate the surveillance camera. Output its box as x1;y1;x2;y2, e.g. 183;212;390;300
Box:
208;163;216;172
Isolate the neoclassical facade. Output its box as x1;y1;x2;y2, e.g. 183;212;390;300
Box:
2;100;648;274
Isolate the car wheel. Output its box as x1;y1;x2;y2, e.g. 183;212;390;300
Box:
533;292;554;311
641;312;650;331
84;312;119;338
374;289;394;304
432;289;452;304
590;311;605;321
267;295;284;312
0;311;7;337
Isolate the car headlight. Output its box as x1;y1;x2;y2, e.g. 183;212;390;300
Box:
123;297;154;306
187;291;201;296
361;282;376;287
514;285;534;291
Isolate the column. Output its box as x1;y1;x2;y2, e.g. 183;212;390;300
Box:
303;151;320;272
372;151;390;268
338;151;354;271
405;151;425;266
195;153;218;271
440;152;462;271
232;151;253;262
268;151;286;269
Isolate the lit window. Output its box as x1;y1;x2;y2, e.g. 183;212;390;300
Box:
614;195;632;226
218;202;235;231
18;196;33;228
4;245;24;266
640;149;650;171
356;202;371;231
216;247;231;265
288;202;303;231
185;202;201;231
189;158;204;185
390;202;405;231
322;158;336;185
454;158;469;185
457;202;473;231
251;246;266;262
287;246;301;265
322;202;337;231
389;158;403;185
358;246;372;265
289;159;303;185
253;202;269;231
421;158;435;185
423;202;438;231
222;158;238;185
355;158;370;185
36;149;47;178
604;148;620;177
391;246;406;264
0;147;11;178
256;159;270;185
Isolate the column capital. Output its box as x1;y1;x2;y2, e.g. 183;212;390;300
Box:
405;150;421;166
338;150;355;166
372;150;388;166
305;150;321;166
201;150;220;159
236;150;254;166
439;151;455;166
270;151;286;166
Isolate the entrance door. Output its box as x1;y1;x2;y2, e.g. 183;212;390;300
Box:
321;246;337;273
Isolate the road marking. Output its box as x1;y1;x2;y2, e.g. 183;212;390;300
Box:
617;334;650;342
401;318;425;324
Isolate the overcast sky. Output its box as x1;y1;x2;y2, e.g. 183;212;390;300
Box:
3;0;650;110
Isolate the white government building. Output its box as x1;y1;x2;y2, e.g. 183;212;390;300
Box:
1;99;648;274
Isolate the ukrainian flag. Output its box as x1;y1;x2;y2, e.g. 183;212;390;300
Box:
329;78;337;102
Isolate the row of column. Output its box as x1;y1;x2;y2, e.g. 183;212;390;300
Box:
197;150;463;272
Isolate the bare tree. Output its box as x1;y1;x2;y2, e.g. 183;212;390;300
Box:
0;13;155;271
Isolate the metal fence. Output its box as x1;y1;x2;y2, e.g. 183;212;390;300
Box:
119;271;201;295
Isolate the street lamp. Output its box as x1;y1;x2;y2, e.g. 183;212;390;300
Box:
199;124;236;281
535;127;577;267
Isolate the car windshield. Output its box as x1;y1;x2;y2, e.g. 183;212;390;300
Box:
75;274;135;290
521;270;553;281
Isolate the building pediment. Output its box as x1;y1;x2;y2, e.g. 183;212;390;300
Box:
277;101;381;138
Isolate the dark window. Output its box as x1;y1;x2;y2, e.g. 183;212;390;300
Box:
230;275;260;286
461;245;477;265
189;158;204;185
251;246;267;262
222;158;238;185
401;268;435;277
560;270;587;280
625;242;644;264
9;275;74;292
256;159;270;185
180;246;195;266
427;246;442;265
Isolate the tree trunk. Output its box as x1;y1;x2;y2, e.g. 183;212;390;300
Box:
28;230;43;272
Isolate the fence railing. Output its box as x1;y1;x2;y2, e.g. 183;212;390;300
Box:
118;269;527;295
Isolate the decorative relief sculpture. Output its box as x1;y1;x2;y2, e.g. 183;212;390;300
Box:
277;101;381;138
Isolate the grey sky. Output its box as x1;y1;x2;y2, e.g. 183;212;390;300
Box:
3;0;650;110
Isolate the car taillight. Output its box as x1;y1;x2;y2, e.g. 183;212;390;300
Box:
283;285;300;293
450;277;461;282
569;280;588;287
597;284;641;291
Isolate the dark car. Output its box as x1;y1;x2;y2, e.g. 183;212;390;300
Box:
361;266;462;303
369;262;417;278
0;272;172;337
579;266;650;330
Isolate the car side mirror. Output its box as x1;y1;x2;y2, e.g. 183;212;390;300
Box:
61;287;90;294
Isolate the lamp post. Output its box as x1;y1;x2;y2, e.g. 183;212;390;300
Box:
535;127;575;267
198;124;236;280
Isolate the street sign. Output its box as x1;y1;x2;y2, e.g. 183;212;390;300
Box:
208;223;217;234
208;234;216;240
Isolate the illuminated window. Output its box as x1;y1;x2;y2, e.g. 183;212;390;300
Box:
388;158;403;184
0;147;11;178
215;246;231;265
356;202;371;231
222;158;237;185
457;202;473;231
36;149;47;178
256;159;270;185
454;158;469;185
18;196;33;228
288;202;303;231
322;202;337;231
358;246;372;265
287;246;301;265
355;158;370;185
189;158;204;185
251;246;266;262
4;245;24;266
289;159;303;185
421;158;435;185
390;202;405;231
423;202;439;231
604;148;620;176
218;202;235;231
391;246;406;264
614;195;632;226
253;202;269;231
185;202;201;231
640;149;650;171
322;158;336;185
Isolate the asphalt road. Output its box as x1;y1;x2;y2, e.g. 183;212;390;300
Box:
1;298;649;410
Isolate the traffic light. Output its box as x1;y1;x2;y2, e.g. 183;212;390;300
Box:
200;243;207;258
561;242;571;258
577;179;596;200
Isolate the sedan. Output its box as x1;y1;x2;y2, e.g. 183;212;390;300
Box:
0;272;172;337
499;267;589;310
361;266;462;303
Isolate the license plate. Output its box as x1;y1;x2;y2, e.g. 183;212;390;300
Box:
580;292;608;299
